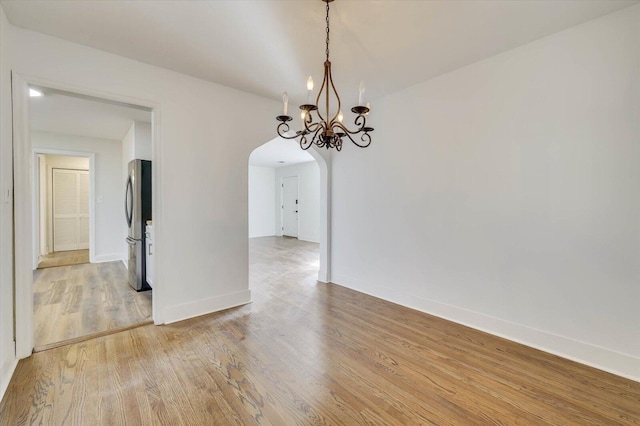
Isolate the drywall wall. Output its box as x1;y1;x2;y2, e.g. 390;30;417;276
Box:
248;166;276;238
275;161;320;243
134;121;152;161
0;3;16;401
41;154;90;254
331;4;640;380
123;120;152;166
10;24;277;326
32;131;124;262
122;122;135;170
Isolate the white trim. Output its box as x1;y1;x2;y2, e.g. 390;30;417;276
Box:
163;289;251;325
0;358;18;402
12;73;164;360
31;148;96;265
331;273;640;383
13;74;34;358
297;234;319;244
307;148;331;283
92;253;124;263
150;104;164;325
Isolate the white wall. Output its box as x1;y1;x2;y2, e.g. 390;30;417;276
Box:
10;24;277;326
248;165;276;238
275;161;320;243
332;5;640;381
41;154;89;254
32;131;124;262
0;3;16;400
122;122;135;169
122;120;152;166
134;121;152;161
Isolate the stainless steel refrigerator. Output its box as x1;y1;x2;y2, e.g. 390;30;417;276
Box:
125;159;152;291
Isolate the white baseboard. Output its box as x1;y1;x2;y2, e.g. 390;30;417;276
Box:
163;289;252;325
298;234;319;243
91;253;124;264
0;358;18;403
317;269;330;283
331;274;640;382
249;233;277;239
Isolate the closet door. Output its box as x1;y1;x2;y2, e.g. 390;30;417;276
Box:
53;169;89;252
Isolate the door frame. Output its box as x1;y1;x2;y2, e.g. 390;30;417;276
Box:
12;73;163;359
248;142;331;283
32;150;95;268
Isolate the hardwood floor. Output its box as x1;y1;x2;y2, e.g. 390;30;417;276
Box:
1;236;639;424
37;249;90;269
33;261;152;349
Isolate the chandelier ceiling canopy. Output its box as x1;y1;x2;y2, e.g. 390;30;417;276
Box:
276;0;374;152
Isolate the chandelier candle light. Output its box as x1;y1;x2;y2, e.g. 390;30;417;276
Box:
276;0;374;151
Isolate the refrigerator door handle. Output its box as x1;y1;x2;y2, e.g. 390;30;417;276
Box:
125;176;133;228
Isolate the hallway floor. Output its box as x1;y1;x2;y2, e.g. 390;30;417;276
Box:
37;249;89;269
33;261;152;349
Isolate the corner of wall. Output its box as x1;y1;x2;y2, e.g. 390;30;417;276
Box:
0;358;18;402
0;1;17;402
163;289;252;325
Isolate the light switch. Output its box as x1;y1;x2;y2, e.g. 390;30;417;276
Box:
3;187;11;203
97;196;103;203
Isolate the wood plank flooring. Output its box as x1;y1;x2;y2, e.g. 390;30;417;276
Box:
2;236;639;424
37;249;90;269
33;261;152;348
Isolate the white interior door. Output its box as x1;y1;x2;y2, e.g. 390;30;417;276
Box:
282;176;298;238
53;169;89;252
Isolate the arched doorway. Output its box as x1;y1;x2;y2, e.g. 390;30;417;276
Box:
248;137;330;284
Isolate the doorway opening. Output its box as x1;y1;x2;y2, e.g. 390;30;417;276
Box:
23;84;154;351
248;137;329;294
35;155;90;269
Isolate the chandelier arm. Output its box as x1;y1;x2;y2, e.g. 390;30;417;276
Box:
332;121;364;136
304;114;322;133
335;126;372;148
302;128;322;150
277;121;302;140
355;131;373;148
315;67;328;123
327;63;342;124
299;133;310;149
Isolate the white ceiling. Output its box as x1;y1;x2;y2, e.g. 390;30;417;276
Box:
3;0;637;109
30;88;151;141
249;137;315;168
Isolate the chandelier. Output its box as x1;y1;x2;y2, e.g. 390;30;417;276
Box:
276;0;374;151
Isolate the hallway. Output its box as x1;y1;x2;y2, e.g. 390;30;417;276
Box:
37;249;89;269
33;261;152;349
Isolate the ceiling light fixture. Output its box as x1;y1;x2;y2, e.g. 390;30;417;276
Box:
276;0;374;151
29;88;43;97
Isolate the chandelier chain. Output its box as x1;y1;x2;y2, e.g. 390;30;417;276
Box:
325;1;330;61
